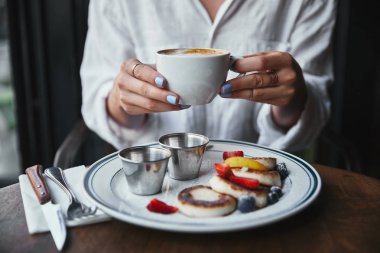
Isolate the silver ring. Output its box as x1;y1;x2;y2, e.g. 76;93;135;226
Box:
131;63;142;78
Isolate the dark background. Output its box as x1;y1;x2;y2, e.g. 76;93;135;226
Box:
5;0;380;181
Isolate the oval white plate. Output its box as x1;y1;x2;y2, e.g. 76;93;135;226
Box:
83;140;321;233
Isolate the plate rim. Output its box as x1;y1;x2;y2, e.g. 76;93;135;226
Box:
83;139;321;233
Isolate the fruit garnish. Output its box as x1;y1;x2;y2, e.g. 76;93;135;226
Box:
229;175;260;189
270;186;283;198
275;162;289;179
146;198;178;214
223;151;244;160
224;157;267;170
237;195;256;213
214;163;233;178
267;192;279;205
214;163;260;189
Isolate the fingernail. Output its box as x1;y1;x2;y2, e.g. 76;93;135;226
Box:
180;105;191;109
221;83;232;94
166;95;177;104
221;93;232;98
229;56;243;72
155;77;164;88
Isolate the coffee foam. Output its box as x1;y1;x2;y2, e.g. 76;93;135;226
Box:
160;48;226;56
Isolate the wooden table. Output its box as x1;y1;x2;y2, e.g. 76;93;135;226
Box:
1;164;380;253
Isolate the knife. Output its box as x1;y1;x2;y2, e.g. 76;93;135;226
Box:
26;165;67;251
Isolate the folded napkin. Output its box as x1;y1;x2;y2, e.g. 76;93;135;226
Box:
19;165;111;234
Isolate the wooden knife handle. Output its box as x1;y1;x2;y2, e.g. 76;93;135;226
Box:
26;165;51;204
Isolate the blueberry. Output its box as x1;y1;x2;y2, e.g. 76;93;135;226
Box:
237;195;256;213
267;192;279;205
270;186;283;198
275;162;289;180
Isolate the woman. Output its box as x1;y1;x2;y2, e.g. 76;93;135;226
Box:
80;0;336;151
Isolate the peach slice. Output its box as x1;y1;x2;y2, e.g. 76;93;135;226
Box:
224;157;268;170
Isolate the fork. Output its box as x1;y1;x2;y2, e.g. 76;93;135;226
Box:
45;166;97;220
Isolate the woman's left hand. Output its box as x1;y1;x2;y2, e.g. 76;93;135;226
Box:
220;52;307;130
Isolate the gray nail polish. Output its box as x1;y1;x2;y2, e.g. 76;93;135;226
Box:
166;95;177;104
180;105;191;109
155;77;164;88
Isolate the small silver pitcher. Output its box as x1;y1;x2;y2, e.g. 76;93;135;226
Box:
159;133;209;181
119;146;171;195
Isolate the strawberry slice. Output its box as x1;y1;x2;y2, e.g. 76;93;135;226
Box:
214;163;233;178
223;150;244;160
146;198;178;214
229;175;260;189
215;162;260;189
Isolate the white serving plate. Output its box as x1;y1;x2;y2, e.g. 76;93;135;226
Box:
83;139;321;233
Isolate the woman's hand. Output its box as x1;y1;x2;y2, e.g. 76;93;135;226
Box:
107;59;184;128
220;52;307;130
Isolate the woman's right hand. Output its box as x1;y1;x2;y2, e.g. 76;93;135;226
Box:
107;59;184;128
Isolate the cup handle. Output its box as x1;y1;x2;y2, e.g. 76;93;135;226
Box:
229;55;246;77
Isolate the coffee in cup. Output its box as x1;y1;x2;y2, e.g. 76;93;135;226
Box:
156;48;231;105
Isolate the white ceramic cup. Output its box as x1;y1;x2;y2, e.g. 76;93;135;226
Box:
156;48;233;105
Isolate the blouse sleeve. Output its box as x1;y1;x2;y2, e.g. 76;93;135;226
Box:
255;0;337;152
80;0;156;149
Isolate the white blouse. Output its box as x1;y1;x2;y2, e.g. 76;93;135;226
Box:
80;0;337;152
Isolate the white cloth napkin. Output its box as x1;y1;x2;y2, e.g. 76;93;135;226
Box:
19;165;111;234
